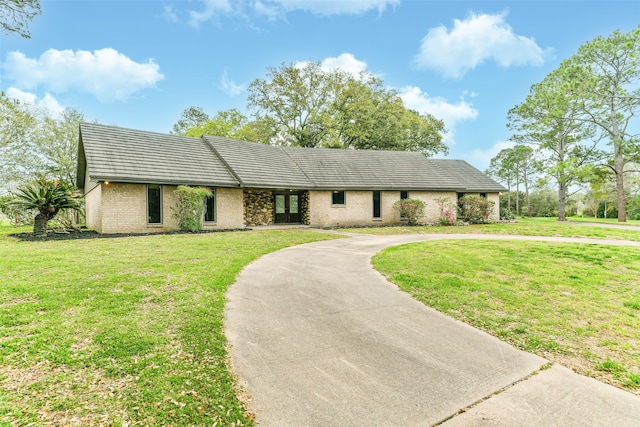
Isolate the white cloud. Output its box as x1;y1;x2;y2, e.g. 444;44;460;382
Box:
321;53;368;76
264;0;399;15
254;1;283;21
414;12;549;78
399;85;478;145
189;0;233;28
3;48;164;103
466;140;515;172
188;0;398;25
219;69;245;96
6;87;65;118
163;5;179;23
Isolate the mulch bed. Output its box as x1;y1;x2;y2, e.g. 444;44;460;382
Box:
10;228;250;242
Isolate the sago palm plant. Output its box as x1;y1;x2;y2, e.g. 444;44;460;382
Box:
12;179;83;237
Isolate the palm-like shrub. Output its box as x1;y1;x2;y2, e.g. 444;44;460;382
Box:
12;179;83;237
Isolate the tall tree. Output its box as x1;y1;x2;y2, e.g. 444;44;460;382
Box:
508;64;602;221
247;62;447;155
247;61;337;148
487;148;517;213
568;26;640;222
38;108;86;184
176;108;254;140
511;145;538;217
0;97;85;188
171;106;210;135
0;0;41;38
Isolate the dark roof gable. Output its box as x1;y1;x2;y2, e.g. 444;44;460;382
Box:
77;123;239;188
77;123;506;193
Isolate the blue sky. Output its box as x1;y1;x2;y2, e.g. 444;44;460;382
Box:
1;0;638;171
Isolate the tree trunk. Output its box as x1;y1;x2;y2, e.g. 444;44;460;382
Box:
33;213;48;237
614;152;627;222
525;177;531;217
558;182;567;221
515;177;520;216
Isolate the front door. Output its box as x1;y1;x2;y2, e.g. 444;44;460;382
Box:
274;192;301;223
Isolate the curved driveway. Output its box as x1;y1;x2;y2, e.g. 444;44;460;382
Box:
225;233;640;426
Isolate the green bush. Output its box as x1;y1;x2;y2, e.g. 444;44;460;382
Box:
458;195;496;224
500;207;515;220
172;186;212;232
393;198;426;226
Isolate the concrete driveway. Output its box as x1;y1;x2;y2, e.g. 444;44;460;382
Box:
225;233;640;426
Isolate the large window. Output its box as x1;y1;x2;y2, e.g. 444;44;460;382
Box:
204;189;216;222
332;190;345;205
147;184;162;224
373;191;381;219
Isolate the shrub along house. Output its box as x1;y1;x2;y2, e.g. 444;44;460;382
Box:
76;123;505;234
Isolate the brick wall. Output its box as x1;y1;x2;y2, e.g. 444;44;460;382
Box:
203;187;244;229
93;183;244;234
308;190;462;227
84;183;102;233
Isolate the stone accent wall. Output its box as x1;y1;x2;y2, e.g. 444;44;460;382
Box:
300;191;310;225
244;189;274;226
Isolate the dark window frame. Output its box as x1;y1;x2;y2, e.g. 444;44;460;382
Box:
332;190;345;205
204;188;216;222
373;190;382;219
147;184;162;224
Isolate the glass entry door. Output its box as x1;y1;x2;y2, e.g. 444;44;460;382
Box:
274;192;301;223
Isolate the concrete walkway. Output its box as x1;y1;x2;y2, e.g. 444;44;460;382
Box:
225;233;640;426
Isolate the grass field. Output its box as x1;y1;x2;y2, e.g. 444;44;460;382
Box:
2;219;639;425
340;217;640;241
0;226;338;426
372;239;640;394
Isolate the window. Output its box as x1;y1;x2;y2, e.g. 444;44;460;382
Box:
147;185;162;224
480;193;487;199
400;191;409;200
204;189;216;222
332;190;345;205
373;191;381;219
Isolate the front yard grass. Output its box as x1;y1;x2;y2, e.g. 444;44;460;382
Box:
372;239;640;394
340;217;640;241
0;227;339;426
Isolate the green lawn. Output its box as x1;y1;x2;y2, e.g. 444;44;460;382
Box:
372;239;640;394
340;217;640;241
0;227;339;426
566;216;640;226
2;221;639;425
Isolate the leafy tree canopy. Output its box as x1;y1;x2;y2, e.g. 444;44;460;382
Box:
174;62;447;156
0;0;41;38
0;93;86;190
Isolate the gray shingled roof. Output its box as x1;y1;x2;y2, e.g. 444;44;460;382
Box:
77;123;506;192
203;136;312;189
77;123;239;188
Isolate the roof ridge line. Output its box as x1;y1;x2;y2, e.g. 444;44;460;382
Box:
202;136;244;187
280;146;318;188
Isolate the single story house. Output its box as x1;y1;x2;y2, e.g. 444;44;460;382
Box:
76;123;506;234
